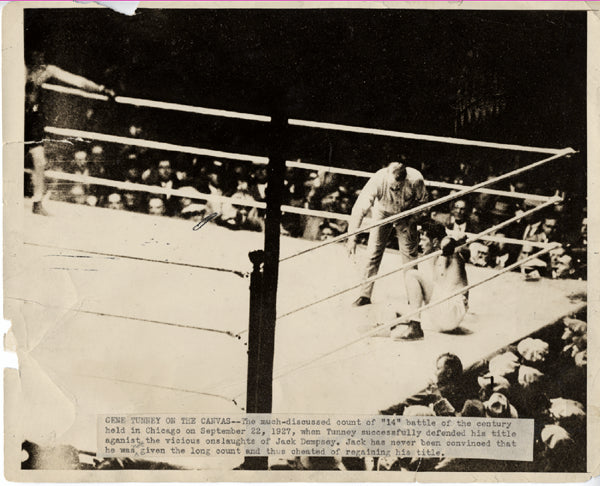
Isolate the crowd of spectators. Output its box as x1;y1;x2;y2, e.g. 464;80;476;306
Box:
38;126;587;280
373;311;588;472
41;132;359;240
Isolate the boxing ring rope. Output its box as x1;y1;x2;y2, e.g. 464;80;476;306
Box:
44;126;269;164
272;243;562;381
66;373;242;408
462;232;554;248
42;83;272;122
287;159;553;202
6;296;243;339
279;148;573;262
288;118;565;155
235;196;561;333
36;167;347;221
23;240;248;278
33;165;560;329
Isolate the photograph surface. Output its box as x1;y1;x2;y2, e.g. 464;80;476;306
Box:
2;2;597;481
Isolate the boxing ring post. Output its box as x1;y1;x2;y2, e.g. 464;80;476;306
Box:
243;250;265;470
243;108;289;470
245;250;264;407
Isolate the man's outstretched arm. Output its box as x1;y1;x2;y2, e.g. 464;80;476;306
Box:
346;176;379;255
45;65;112;95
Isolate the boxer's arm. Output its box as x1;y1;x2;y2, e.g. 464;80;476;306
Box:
46;65;107;93
440;236;469;299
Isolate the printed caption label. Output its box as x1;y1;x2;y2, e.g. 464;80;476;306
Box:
99;414;533;461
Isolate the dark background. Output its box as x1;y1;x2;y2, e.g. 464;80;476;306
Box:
25;9;587;191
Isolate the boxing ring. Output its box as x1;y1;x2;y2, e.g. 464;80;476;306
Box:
5;84;587;469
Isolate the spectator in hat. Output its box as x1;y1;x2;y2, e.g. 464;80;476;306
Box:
548;398;585;439
517;338;550;367
488;351;520;381
518;365;545;388
489;199;516;226
483;392;518;418
221;180;264;232
526;212;560;244
517;243;548;280
317;222;337;241
106;193;124;211
178;186;209;222
432;353;469;409
538;424;581;472
459;399;486;417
